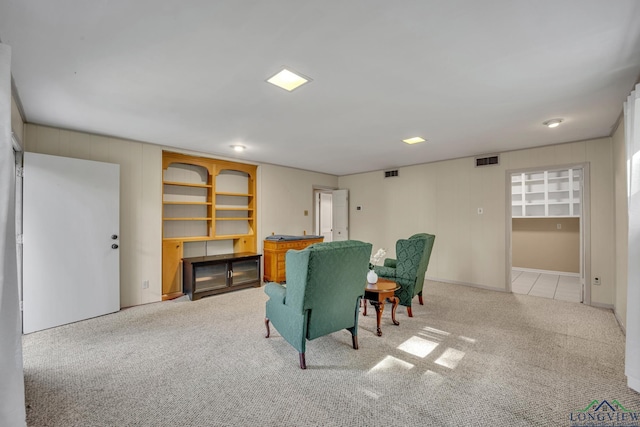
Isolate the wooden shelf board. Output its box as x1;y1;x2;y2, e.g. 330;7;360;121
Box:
216;192;253;197
215;207;253;211
163;181;212;188
215;217;252;221
163;217;212;221
163;234;255;242
164;236;211;241
163;201;212;205
212;233;255;239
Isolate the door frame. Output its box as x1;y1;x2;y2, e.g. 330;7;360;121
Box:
12;133;23;321
313;185;337;237
505;162;591;305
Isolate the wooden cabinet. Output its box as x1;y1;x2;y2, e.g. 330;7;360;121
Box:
162;240;183;298
183;253;262;301
511;168;582;218
263;236;324;283
162;152;258;299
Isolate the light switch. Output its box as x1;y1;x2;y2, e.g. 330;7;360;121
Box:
557;223;562;230
477;208;483;215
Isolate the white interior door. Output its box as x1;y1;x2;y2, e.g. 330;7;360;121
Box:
23;153;120;333
332;189;348;241
319;192;333;242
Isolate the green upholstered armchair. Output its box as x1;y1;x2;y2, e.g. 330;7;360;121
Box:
264;240;372;369
373;233;435;317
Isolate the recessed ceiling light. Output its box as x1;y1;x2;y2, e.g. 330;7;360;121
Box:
266;68;311;92
543;118;563;128
230;144;246;152
402;137;426;144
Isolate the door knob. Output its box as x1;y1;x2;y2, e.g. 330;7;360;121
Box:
111;235;118;240
111;244;119;249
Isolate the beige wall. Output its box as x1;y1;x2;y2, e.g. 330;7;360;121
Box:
612;120;628;328
24;124;163;308
23;124;339;308
258;164;338;239
22;122;620;308
339;138;616;305
512;218;580;273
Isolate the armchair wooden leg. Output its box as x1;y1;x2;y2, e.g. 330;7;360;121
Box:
352;334;359;350
299;352;307;369
407;306;413;317
265;318;270;338
418;293;424;305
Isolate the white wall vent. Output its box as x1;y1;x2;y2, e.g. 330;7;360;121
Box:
475;155;499;167
384;170;399;178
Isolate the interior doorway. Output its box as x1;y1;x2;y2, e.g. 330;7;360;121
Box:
313;188;349;242
314;189;333;242
507;164;590;305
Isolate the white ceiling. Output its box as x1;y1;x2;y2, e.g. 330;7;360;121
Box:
2;1;640;176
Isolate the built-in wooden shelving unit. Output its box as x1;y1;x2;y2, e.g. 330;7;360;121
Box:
162;151;257;300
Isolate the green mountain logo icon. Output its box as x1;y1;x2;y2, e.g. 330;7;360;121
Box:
577;399;631;413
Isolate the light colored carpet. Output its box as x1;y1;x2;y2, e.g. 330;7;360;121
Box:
22;281;639;426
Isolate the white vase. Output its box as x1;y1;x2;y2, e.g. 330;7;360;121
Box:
367;269;378;284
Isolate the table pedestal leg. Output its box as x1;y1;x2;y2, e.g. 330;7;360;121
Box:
371;300;384;336
390;296;400;326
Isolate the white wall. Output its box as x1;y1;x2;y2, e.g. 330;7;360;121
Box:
612;120;628;329
339;138;616;305
1;45;26;426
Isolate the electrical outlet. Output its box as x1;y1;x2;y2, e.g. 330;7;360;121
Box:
477;207;484;215
142;280;149;289
593;277;601;285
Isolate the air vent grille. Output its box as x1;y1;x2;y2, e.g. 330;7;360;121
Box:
384;170;399;178
475;155;499;167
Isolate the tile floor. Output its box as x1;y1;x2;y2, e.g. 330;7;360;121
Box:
511;269;582;303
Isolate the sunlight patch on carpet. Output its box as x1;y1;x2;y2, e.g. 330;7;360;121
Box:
434;347;465;369
369;355;414;373
398;336;439;358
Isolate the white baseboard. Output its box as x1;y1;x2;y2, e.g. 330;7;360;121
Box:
426;277;509;293
590;301;614;310
614;309;627;335
512;267;580;277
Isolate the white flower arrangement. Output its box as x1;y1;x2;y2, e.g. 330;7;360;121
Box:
370;248;387;268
